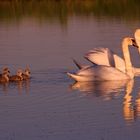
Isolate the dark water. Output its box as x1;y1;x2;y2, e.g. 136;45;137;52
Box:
0;1;140;140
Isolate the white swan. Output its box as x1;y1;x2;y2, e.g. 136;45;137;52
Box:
67;37;139;82
84;29;140;75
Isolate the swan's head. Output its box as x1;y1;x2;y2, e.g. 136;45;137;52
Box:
134;29;140;54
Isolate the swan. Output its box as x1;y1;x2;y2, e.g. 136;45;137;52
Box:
67;37;139;82
84;29;140;75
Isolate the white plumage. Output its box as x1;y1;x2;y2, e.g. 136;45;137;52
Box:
67;30;140;82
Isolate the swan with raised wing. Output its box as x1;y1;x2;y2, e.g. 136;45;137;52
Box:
84;29;140;75
67;37;139;82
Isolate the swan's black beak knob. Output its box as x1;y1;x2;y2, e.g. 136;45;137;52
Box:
131;38;139;48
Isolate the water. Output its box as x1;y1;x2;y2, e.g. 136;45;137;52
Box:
0;1;140;140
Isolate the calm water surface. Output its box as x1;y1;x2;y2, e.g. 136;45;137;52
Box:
1;1;140;140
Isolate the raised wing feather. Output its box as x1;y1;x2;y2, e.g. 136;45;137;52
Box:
85;48;115;66
85;47;126;73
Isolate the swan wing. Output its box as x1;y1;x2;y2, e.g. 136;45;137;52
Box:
85;48;126;73
85;48;115;66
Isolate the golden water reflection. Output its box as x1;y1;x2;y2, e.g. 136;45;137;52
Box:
135;93;140;119
123;80;134;124
123;80;140;125
70;80;128;100
70;79;140;125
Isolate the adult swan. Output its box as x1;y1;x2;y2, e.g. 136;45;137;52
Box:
84;29;140;75
67;37;139;82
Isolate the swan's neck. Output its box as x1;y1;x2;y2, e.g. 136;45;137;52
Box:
122;39;134;79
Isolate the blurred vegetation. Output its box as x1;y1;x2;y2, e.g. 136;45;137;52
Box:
0;0;140;24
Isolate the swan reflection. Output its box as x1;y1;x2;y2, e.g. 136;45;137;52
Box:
123;80;134;124
70;80;128;100
134;93;140;118
70;79;140;125
123;80;140;125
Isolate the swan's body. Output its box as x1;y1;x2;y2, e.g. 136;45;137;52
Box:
67;65;130;81
85;47;140;75
67;37;139;82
